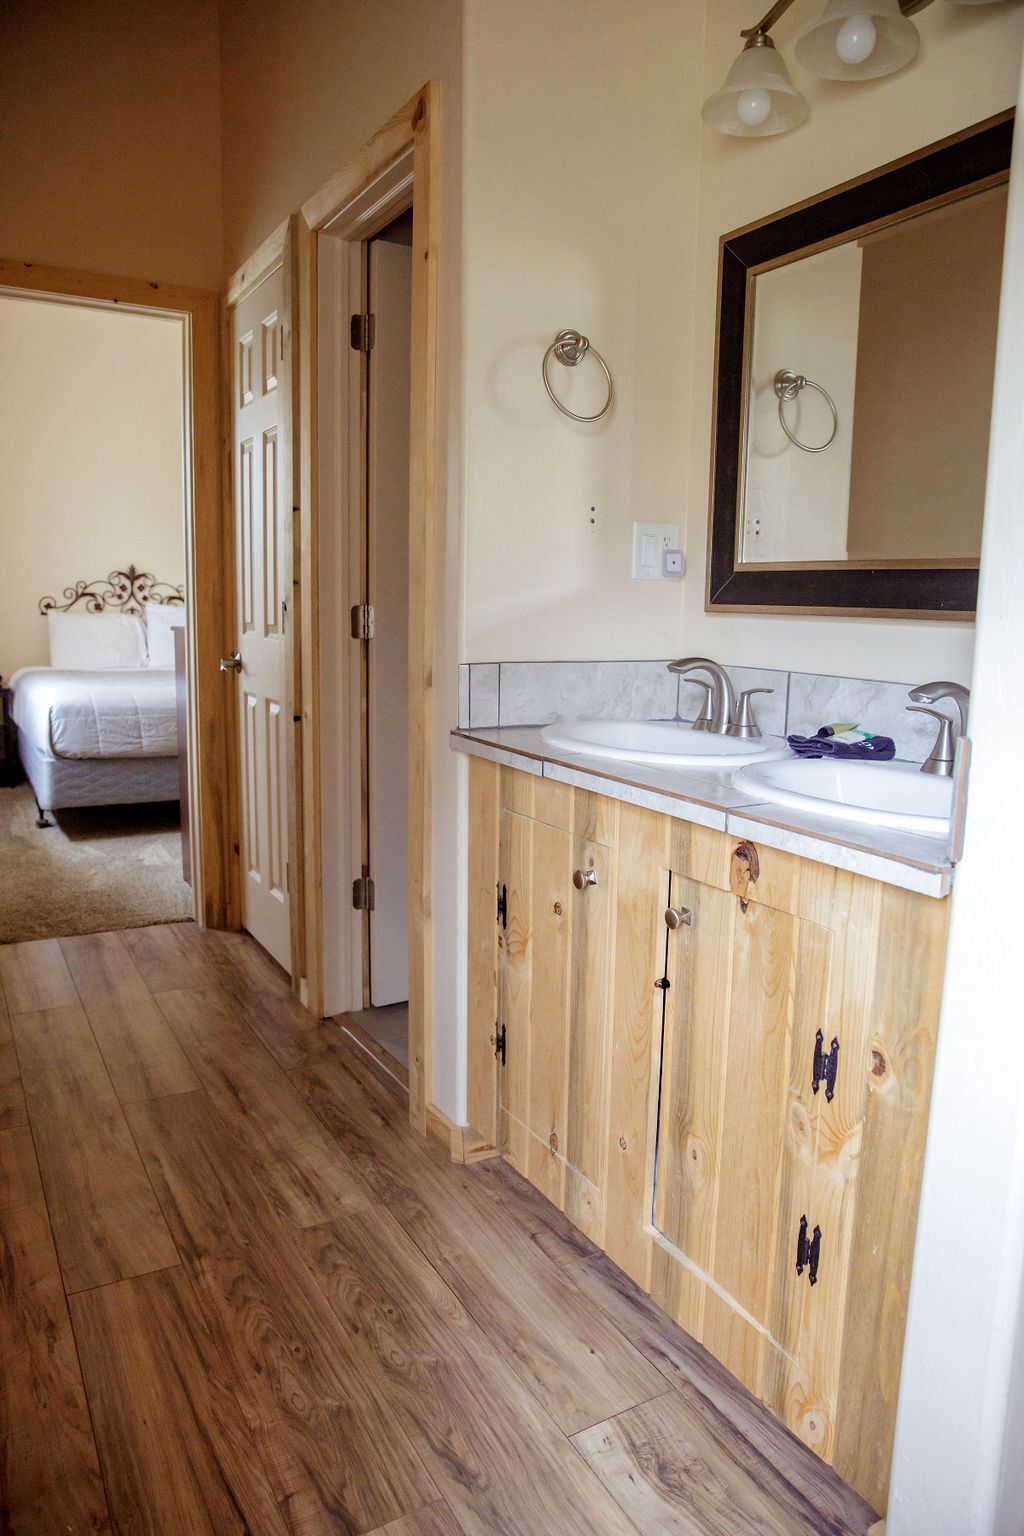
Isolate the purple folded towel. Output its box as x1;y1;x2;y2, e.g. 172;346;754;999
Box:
787;730;895;761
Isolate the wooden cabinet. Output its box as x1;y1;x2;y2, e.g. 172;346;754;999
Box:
466;758;949;1515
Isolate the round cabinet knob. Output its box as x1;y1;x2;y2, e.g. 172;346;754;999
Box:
573;868;598;890
665;906;692;930
219;652;242;674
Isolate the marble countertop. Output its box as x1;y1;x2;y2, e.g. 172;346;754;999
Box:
450;726;954;899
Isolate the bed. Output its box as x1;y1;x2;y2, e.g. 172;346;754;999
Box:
8;565;185;826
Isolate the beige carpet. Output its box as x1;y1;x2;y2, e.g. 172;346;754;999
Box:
0;782;192;944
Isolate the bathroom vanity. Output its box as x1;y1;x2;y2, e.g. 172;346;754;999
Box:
457;729;951;1515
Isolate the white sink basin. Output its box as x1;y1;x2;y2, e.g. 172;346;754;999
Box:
539;719;783;770
732;757;953;837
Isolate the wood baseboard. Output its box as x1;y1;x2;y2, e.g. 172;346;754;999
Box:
425;1103;499;1164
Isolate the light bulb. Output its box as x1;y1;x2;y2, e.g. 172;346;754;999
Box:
735;88;772;127
835;14;877;65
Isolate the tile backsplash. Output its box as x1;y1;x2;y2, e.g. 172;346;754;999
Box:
457;659;955;764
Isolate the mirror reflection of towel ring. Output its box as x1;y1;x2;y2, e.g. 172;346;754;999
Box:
542;329;613;422
773;368;838;454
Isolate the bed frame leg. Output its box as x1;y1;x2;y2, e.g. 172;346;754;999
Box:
34;800;54;829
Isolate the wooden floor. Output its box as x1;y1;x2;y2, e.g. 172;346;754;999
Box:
0;922;877;1536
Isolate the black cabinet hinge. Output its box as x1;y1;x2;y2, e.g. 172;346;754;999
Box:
497;883;508;929
352;875;375;911
812;1029;840;1101
796;1215;822;1286
495;1022;507;1065
350;313;376;352
654;976;671;991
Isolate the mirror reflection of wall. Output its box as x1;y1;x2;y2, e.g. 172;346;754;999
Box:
740;182;1008;568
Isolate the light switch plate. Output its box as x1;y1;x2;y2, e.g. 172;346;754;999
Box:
632;521;681;580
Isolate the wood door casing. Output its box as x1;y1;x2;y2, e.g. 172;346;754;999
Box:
231;264;291;971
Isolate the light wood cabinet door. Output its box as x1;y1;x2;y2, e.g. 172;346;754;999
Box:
493;773;616;1239
651;865;836;1402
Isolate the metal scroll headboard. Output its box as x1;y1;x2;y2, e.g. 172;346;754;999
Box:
39;564;185;617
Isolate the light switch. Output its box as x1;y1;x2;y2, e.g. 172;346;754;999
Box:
632;521;682;580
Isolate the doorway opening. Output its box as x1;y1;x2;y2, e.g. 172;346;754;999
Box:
0;290;192;944
298;83;440;1127
0;258;236;938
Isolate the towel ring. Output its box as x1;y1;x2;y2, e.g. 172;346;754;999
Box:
773;369;838;454
542;329;613;423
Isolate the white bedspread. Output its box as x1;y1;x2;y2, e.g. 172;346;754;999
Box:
9;667;178;760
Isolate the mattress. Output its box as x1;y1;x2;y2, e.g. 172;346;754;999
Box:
9;666;179;760
18;730;181;811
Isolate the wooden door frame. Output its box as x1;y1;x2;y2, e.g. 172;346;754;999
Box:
297;82;440;1130
224;219;304;985
0;257;237;929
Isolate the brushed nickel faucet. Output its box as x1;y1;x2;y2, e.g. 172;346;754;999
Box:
669;659;736;734
668;658;775;739
906;680;970;777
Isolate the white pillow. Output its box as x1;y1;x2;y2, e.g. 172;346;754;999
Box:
47;612;148;670
145;601;186;668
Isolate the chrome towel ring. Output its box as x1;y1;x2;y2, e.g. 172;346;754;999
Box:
773;369;838;454
542;329;613;423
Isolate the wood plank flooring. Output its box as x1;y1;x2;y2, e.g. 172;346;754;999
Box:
0;922;878;1536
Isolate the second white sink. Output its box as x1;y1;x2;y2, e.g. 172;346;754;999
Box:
732;757;953;836
539;719;783;770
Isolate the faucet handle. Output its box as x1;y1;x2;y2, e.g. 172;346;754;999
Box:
906;704;956;777
727;687;774;740
686;680;715;732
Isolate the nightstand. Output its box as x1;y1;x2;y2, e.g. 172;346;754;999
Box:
0;680;25;787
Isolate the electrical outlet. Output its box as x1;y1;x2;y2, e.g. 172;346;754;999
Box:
632;521;682;580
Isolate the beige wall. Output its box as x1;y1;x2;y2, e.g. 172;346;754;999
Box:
0;0;222;289
461;0;702;663
681;0;1024;684
218;0;462;272
0;296;185;679
460;0;1022;681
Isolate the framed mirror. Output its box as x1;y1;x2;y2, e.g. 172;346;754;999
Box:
707;111;1013;618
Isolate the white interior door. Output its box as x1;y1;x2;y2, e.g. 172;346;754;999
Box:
231;262;291;970
367;235;412;1006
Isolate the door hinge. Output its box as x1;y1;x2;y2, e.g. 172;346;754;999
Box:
495;1022;507;1065
812;1029;840;1101
350;313;376;352
350;603;375;640
496;882;508;929
352;875;375;911
796;1215;822;1286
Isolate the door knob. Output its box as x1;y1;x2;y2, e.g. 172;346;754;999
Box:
665;906;692;929
573;868;598;890
220;652;242;674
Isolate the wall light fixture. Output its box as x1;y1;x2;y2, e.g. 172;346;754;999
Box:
704;0;1011;136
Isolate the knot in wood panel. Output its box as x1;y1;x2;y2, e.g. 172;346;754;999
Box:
730;840;760;910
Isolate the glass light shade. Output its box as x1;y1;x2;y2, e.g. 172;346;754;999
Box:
702;39;809;137
795;0;919;79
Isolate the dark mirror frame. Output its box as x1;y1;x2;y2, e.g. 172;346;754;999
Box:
707;110;1014;619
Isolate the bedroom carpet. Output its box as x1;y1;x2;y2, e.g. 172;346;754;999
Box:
0;782;191;943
